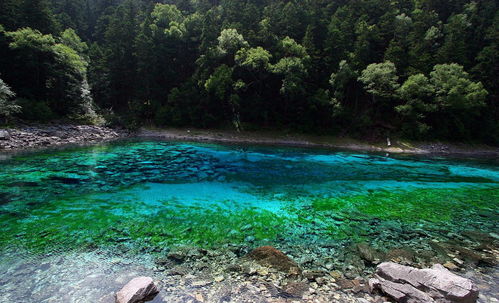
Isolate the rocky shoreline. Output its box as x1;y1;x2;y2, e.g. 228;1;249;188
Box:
1;125;497;159
0;125;128;151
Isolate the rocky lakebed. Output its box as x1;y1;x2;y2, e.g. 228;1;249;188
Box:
108;239;496;303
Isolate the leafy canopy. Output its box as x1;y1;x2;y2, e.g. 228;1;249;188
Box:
430;64;487;110
235;47;272;70
216;28;249;56
150;4;186;38
358;61;399;98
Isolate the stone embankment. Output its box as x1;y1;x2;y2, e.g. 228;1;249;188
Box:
0;125;128;151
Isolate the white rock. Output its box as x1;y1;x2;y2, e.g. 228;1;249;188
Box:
115;276;159;303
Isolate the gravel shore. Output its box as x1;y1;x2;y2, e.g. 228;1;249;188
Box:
0;125;128;151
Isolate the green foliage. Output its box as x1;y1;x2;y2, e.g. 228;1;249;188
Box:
438;13;471;65
398;74;434;107
280;36;308;58
59;28;88;56
271;57;307;95
3;26;95;120
150;4;186;38
358;61;399;99
69;80;105;125
0;78;15;101
395;64;488;138
351;17;380;68
430;63;487;110
330;60;358;102
19;0;59;34
235;47;272;70
205;65;233;100
204;64;242;128
0;78;21;119
271;37;309;96
216;28;249;56
6;27;55;51
154;81;207;127
52;42;87;74
396;74;435;136
100;0;140;111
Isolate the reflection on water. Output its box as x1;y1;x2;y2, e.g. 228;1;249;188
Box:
0;140;498;302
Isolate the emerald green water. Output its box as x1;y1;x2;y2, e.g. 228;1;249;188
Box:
0;140;498;302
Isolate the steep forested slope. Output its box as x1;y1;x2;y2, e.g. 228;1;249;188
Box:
0;0;497;143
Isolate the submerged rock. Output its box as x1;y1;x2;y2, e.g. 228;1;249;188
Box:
356;242;384;264
167;246;204;263
115;276;159;303
370;262;478;303
247;246;301;275
385;248;415;264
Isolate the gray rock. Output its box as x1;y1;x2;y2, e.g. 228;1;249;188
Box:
0;130;10;140
115;276;159;303
370;262;478;303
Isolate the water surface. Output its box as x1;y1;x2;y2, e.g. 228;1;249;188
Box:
0;140;498;302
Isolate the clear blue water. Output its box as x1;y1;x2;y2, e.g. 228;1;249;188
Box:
0;139;498;302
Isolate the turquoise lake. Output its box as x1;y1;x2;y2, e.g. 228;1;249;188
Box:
0;139;498;302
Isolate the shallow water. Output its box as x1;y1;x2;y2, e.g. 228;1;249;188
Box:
0;139;498;302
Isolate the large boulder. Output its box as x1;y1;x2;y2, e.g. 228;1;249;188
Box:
247;246;301;275
115;276;159;303
369;262;478;303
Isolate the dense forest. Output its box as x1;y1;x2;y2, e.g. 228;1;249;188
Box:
0;0;497;143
